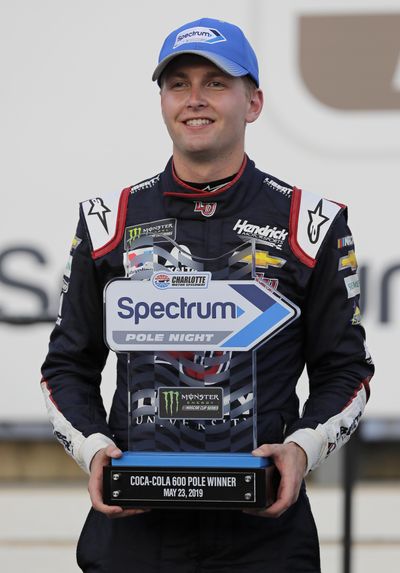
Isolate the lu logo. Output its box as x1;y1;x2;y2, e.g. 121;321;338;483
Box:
194;201;217;217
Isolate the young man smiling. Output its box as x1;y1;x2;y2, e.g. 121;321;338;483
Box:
159;55;263;179
42;17;373;573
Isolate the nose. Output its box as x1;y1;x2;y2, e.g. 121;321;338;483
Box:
186;84;207;109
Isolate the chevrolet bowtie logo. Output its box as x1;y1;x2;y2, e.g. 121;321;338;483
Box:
339;250;358;272
242;251;286;269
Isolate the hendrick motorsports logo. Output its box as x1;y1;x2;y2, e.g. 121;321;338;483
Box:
233;219;288;250
174;27;226;48
158;387;223;419
152;272;210;290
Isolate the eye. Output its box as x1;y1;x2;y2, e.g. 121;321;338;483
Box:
208;81;225;89
170;80;188;90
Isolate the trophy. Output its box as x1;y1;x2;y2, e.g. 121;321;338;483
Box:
103;234;300;509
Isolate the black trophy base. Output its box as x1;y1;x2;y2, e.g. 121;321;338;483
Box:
103;453;276;509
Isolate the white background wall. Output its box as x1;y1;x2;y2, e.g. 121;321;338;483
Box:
1;0;399;421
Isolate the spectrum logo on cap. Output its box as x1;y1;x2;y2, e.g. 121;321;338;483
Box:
152;17;260;87
173;27;227;48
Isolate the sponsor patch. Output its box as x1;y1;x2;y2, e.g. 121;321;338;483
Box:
364;341;374;366
337;235;354;249
351;302;362;326
158;386;224;420
124;218;177;249
123;247;154;278
54;431;73;453
152;272;210;290
240;251;286;269
256;274;279;291
81;189;121;253
233;219;288;251
173;27;226;48
293;190;341;263
307;200;329;244
71;236;82;250
131;174;160;194
201;182;227;192
339;250;358;272
263;177;292;197
87;198;111;233
194;201;217;217
344;273;361;299
63;235;82;290
57;235;82;324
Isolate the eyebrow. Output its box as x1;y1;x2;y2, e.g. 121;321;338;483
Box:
165;69;230;81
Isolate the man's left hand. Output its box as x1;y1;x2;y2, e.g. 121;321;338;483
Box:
245;442;307;518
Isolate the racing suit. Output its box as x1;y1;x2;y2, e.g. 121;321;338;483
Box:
41;156;374;573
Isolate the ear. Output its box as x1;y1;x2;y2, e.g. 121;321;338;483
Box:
246;89;264;124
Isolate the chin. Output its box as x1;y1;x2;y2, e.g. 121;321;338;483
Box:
183;148;218;161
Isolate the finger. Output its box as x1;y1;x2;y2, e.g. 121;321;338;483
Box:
105;445;123;459
252;444;276;458
263;470;299;517
88;447;125;516
108;508;151;519
89;481;124;515
243;493;292;519
95;503;125;516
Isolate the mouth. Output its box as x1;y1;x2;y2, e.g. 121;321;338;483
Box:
183;118;214;127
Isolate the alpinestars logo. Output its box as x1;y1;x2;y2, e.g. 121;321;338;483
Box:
307;200;329;244
88;198;111;233
194;201;217;217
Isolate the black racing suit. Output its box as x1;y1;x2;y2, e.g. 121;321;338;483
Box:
41;156;374;572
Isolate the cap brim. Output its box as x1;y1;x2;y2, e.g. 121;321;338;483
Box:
152;50;249;83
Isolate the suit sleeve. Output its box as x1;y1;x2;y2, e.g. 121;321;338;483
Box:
284;209;374;472
41;213;116;473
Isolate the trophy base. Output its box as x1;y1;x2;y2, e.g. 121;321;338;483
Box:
103;452;276;509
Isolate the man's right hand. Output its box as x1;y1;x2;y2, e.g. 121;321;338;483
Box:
88;444;150;518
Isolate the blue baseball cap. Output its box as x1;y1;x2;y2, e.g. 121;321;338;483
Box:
152;17;259;87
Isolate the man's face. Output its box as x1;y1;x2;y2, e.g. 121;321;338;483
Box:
160;55;263;164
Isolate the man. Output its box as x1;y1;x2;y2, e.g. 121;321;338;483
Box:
41;17;374;573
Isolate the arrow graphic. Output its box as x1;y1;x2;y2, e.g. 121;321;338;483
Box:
221;284;292;348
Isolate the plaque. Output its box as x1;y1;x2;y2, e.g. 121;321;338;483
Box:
103;237;300;508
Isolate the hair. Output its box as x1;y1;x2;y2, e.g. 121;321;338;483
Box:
242;75;259;99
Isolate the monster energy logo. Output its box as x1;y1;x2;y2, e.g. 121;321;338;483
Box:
163;390;180;416
124;219;177;249
158;387;224;420
127;226;142;245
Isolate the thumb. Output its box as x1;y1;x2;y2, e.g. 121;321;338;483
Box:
105;444;123;459
252;444;275;458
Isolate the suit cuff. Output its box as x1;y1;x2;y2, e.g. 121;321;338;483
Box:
78;433;117;474
284;428;327;473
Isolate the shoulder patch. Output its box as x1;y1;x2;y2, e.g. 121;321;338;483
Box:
131;174;160;194
81;187;131;259
263;175;293;198
289;187;343;267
